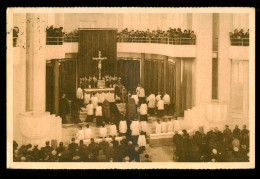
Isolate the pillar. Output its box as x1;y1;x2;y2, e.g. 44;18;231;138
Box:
140;53;145;87
163;56;168;93
218;14;233;121
52;59;59;116
192;13;213;106
16;13;62;147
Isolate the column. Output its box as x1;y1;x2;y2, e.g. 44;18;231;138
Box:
140;53;145;87
26;13;47;114
192;13;213;106
163;56;168;93
16;13;62;147
52;59;60;116
218;14;233;120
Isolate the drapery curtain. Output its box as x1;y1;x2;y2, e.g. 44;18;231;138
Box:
59;59;77;101
46;62;54;113
117;59;140;92
180;58;193;114
78;29;117;78
144;60;164;95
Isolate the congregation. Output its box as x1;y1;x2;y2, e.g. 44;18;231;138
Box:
173;125;250;162
46;25;64;45
117;28;196;44
229;29;249;46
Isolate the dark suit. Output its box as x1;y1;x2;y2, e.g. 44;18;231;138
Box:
59;98;69;124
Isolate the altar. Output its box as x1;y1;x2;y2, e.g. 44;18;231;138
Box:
83;88;115;104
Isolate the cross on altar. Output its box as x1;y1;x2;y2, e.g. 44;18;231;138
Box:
93;51;107;80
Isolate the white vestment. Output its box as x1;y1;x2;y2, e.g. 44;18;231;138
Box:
161;122;167;133
99;127;108;138
167;121;173;132
157;100;164;110
137;135;146;147
131;95;139;105
91;96;98;109
84;128;92;139
119;120;127;134
173;120;181;131
147;94;156;108
109;124;117;136
87;104;94;115
130;121;140;136
95;106;102;116
140;104;148;115
76;88;84;99
75;129;85;143
162;94;171;104
155;123;162;134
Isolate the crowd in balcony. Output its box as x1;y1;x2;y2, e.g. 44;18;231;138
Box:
13;26;19;47
117;28;196;45
63;29;79;42
229;29;249;46
173;125;250;162
46;26;64;45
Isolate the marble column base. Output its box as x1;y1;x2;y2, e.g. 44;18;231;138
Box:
16;111;62;147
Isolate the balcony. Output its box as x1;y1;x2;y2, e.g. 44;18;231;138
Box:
230;38;249;46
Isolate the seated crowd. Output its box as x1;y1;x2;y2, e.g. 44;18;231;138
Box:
13;133;149;162
117;28;196;45
229;29;249;46
173;124;250;162
46;25;64;45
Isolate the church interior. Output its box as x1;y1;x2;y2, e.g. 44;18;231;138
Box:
11;12;252;163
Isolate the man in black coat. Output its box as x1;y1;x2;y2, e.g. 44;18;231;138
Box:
233;125;241;140
68;138;78;157
59;93;69;124
173;131;182;161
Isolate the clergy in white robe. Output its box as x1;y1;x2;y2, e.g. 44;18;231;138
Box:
173;119;181;132
162;93;171;115
99;124;108;138
119;119;127;135
109;123;117;137
84;124;92;140
166;118;173;132
130;120;140;145
155;120;162;134
75;126;85;143
131;93;139;106
161;119;167;133
95;105;103;127
86;102;94;122
76;86;84;108
157;98;164;118
147;93;156;115
140;102;148;121
91;94;98;110
137;131;146;148
155;92;162;107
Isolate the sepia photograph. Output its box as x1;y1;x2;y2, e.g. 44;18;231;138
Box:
6;7;255;169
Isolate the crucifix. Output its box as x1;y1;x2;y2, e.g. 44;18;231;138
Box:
92;51;107;80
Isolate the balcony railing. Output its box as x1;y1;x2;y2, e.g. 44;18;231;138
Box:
64;36;79;42
117;37;196;45
45;36;196;45
230;38;249;46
